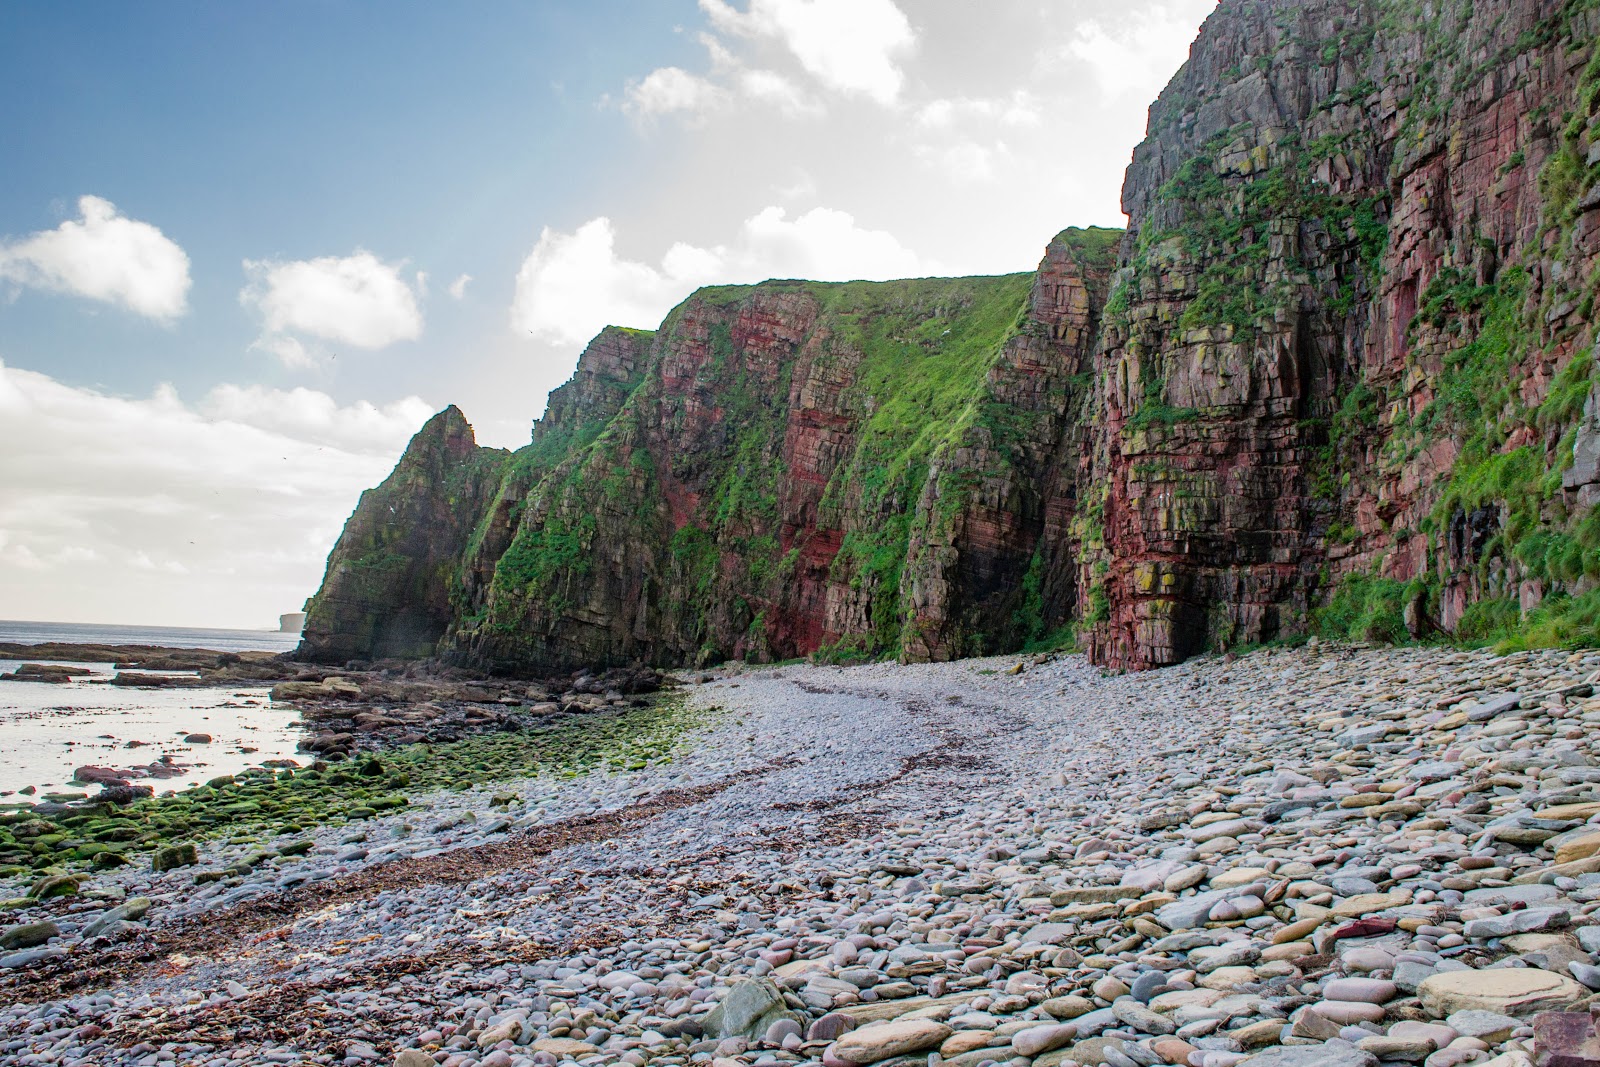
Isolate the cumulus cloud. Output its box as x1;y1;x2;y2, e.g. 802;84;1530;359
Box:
701;0;915;104
624;66;730;119
0;196;191;321
448;273;472;299
734;68;816;116
510;207;935;346
199;385;435;454
914;139;1011;184
0;358;434;627
623;32;820;121
915;91;1041;130
1065;1;1216;98
622;0;905;121
240;250;424;365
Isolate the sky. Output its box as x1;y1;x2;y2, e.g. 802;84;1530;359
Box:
0;0;1217;629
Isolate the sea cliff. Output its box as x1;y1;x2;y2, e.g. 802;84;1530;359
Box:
301;0;1600;673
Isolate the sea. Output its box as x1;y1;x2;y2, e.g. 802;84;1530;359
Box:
0;620;308;797
0;619;302;655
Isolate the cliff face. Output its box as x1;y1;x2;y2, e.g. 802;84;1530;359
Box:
298;231;1118;672
302;0;1600;673
450;230;1118;674
1081;0;1600;667
297;407;508;664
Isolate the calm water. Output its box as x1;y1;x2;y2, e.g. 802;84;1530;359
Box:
0;618;310;795
0;619;303;654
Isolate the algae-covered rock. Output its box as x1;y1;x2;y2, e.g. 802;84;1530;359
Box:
0;920;59;950
152;843;198;872
28;874;81;899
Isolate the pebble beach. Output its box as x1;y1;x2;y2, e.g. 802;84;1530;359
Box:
4;641;1600;1067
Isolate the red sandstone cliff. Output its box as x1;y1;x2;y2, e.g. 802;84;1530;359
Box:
301;0;1600;673
1082;0;1600;667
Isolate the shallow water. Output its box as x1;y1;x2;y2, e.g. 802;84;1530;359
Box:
0;659;306;797
0;619;302;654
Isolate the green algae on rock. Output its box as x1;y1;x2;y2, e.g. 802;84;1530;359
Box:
0;696;707;877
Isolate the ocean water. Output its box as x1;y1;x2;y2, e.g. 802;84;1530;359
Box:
0;659;307;797
0;619;303;654
0;619;309;795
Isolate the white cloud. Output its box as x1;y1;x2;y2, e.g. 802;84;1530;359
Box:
199;385;436;454
510;207;936;346
448;273;472;299
511;219;695;347
1066;1;1216;98
624;66;730;119
624;33;819;121
914;139;1010;184
915;91;1041;130
701;0;915;104
739;205;931;277
240;250;424;365
0;358;434;627
256;335;315;370
736;67;820;117
0;195;191;321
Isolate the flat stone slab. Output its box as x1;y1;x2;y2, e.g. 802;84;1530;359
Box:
1240;1042;1378;1066
1420;968;1588;1017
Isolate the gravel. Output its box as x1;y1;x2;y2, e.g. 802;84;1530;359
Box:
3;641;1600;1066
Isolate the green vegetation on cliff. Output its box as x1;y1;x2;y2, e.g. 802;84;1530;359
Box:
301;0;1600;673
461;271;1049;672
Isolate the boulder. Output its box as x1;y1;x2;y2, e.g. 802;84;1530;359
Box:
152;843;199;872
702;977;801;1042
0;921;59;951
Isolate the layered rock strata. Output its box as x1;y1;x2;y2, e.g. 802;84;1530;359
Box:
303;0;1600;671
301;233;1119;672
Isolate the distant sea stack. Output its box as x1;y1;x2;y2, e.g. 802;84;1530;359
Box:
300;0;1600;673
278;613;306;634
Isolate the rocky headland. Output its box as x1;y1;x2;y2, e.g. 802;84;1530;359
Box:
5;643;1600;1067
297;0;1600;677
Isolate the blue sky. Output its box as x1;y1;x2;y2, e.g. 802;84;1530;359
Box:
0;1;697;408
0;0;1216;627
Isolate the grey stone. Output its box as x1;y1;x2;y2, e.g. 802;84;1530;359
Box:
1463;885;1558;906
1462;906;1568;939
1238;1042;1377;1066
702;977;799;1042
0;946;65;969
1158;890;1231;930
81;897;152;938
0;921;59;951
1131;970;1169;1003
1442;1009;1520;1042
1393;959;1438;994
806;1012;857;1042
1466;694;1522;720
1021;922;1076;945
1570;961;1600;990
1111;997;1175;1035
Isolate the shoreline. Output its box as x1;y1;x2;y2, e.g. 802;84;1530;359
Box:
2;643;1599;1066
